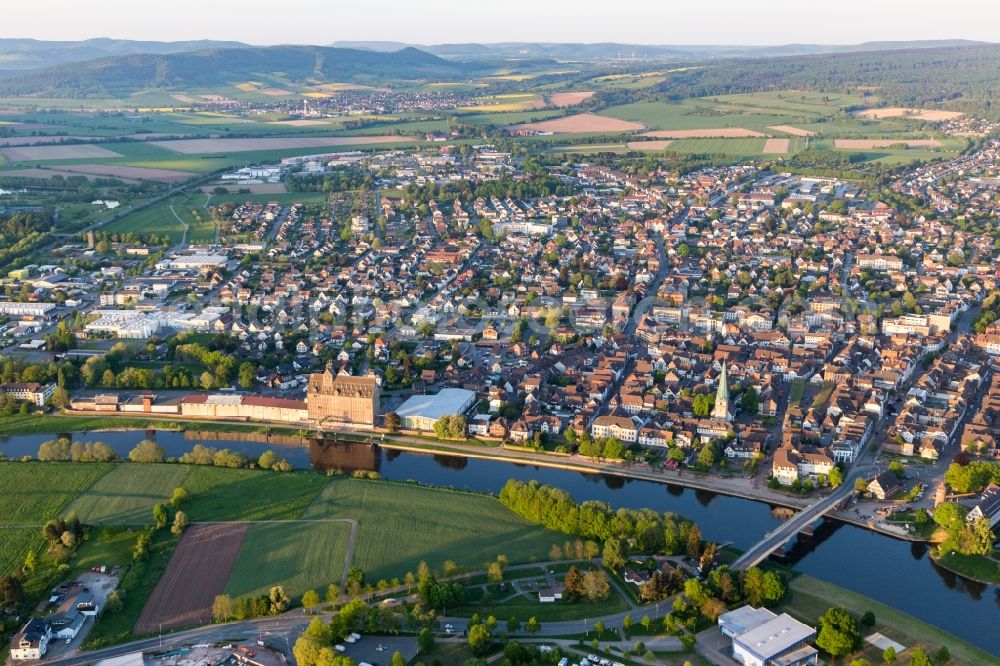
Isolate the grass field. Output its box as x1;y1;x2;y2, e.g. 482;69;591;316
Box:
180;467;328;522
600;100;794;131
224;521;350;599
66;464;190;524
779;574;1000;666
0;527;42;576
666;137;769;155
302;479;559;582
0;461;113;525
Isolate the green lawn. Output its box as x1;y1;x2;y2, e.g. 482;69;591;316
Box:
302;478;560;582
779;574;999;666
456;589;630;622
180;467;328;522
65;464;191;524
935;551;1000;584
0;461;113;525
600;100;793;131
224;521;350;599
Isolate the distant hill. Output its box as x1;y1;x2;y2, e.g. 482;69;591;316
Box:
0;37;250;74
331;39;991;61
0;45;465;98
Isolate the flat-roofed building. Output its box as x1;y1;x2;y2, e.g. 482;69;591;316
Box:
720;605;818;666
395;388;476;431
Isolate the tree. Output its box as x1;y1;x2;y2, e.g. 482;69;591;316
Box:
301;589;320;613
1;575;24;604
907;648;931;666
171;510;189;536
850;660;873;666
152;503;169;529
623;615;634;636
390;653;406;666
487;561;503;583
238;362;257;389
603;537;626;570
129;439;165;463
507;617;520;633
51;386;71;409
258;450;279;470
580;570;611;602
467;624;492;656
816;607;861;658
861;610;876;628
855;477;869;493
888;460;905;479
742;567;785;607
740;387;759;415
418;627;434;653
933;646;950;665
169;487;190;507
829;466;844;488
525;617;540;634
883;646;897;664
269;586;291;614
326;583;341;603
23;549;38;574
212;594;234;622
385;411;401;433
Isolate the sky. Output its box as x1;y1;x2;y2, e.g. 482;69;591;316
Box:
5;0;1000;46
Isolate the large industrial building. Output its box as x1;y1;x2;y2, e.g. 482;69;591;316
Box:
395;388;476;431
306;368;380;427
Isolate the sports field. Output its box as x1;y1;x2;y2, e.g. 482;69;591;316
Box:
224;521;351;598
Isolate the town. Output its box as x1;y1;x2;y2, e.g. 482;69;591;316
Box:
0;20;999;666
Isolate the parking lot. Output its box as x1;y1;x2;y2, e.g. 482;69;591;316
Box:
336;635;418;666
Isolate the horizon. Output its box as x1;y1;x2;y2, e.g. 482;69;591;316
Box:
5;0;1000;46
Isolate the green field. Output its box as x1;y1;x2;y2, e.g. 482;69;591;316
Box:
666;137;769;155
0;462;113;525
66;464;190;524
180;466;328;522
224;521;351;599
303;479;559;582
600;100;794;131
0;527;42;576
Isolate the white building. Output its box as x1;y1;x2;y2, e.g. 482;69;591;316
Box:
395;388;477;431
9;619;50;660
719;606;818;666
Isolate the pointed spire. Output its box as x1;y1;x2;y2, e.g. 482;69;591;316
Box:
713;361;731;421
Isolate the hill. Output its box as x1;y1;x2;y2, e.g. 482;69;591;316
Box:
0;37;249;75
330;39;990;61
0;45;464;98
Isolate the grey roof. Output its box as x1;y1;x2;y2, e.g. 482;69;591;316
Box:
718;605;776;637
733;613;816;660
396;388;475;421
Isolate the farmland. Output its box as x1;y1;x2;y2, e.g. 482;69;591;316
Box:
179;466;328;522
65;464;190;524
224;521;351;599
134;523;249;632
512;113;645;134
0;462;113;525
302;479;558;582
0;528;41;577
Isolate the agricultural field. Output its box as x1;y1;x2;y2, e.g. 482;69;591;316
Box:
180;467;328;522
458;93;544;112
65;464;190;524
0;527;41;577
224;521;351;599
0;462;113;525
150;135;411;154
134;523;249;632
302;479;559;582
513;113;645;134
665;137;770;156
600;100;794;132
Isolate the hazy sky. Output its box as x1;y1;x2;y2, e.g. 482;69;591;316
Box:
5;0;1000;45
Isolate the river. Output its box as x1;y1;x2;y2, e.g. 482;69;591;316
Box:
2;430;997;654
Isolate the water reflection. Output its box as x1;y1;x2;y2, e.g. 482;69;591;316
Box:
0;430;996;653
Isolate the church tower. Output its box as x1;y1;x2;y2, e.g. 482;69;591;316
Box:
713;361;732;421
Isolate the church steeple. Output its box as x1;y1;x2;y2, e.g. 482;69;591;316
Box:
713;361;731;421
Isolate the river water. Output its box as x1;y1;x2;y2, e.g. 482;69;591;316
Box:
2;430;997;654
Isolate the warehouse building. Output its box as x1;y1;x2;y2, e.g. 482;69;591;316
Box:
395;388;476;431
